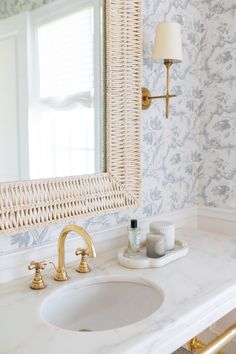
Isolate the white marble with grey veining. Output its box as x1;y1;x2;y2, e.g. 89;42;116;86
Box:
0;229;236;354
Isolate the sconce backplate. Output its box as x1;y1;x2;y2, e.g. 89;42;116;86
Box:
142;87;152;110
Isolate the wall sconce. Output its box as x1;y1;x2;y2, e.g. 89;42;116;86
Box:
142;22;182;118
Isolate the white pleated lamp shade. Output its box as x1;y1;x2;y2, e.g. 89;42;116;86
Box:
152;22;182;63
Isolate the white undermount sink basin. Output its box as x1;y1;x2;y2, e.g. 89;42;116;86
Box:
41;276;164;332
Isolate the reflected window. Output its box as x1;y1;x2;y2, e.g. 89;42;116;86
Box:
29;1;103;179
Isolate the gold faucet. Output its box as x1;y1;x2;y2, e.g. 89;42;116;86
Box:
52;224;96;281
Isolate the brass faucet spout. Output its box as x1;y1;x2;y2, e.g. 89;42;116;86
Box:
54;224;96;281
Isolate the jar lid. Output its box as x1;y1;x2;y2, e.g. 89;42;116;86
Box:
150;221;174;227
150;221;175;232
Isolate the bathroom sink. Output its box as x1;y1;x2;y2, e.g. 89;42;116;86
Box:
41;277;164;332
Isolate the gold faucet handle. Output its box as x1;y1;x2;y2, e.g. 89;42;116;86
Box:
75;248;90;257
75;248;91;273
28;261;47;290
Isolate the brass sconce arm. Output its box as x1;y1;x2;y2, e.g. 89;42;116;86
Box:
142;88;176;110
148;94;177;100
142;60;176;118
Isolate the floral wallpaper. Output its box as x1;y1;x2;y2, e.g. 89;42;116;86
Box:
142;0;203;215
0;0;235;254
198;0;236;208
0;0;55;19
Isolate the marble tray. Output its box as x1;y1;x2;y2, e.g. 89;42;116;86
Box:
117;240;189;269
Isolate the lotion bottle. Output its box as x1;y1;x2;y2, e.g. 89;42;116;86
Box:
127;219;140;256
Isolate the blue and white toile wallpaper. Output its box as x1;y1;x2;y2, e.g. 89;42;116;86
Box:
0;0;235;254
198;1;236;208
0;0;54;19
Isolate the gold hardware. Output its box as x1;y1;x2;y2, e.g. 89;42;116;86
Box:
142;87;152;110
53;224;96;281
189;336;205;352
142;60;177;118
28;260;47;290
189;323;236;354
75;248;91;273
188;337;225;354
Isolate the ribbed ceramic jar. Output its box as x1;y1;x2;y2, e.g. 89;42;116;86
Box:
150;221;175;250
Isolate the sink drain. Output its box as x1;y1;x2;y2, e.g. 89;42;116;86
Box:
79;328;93;332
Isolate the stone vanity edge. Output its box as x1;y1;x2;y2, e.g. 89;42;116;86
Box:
0;228;236;354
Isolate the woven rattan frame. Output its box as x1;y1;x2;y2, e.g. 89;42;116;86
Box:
0;0;141;235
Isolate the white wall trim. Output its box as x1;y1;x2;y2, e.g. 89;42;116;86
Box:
198;206;236;222
197;206;236;237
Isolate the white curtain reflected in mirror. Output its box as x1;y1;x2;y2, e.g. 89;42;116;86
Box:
0;0;104;182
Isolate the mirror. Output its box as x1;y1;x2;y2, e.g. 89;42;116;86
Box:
0;0;104;182
0;0;141;236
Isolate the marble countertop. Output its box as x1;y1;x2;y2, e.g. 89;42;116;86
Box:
0;229;236;354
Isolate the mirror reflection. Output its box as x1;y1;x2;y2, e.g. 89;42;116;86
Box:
0;0;104;182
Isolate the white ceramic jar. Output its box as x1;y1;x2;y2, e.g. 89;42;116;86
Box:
150;221;175;250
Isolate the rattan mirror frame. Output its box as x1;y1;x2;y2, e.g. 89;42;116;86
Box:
0;0;141;235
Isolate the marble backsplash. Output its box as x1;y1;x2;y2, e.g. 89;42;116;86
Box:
0;0;235;253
